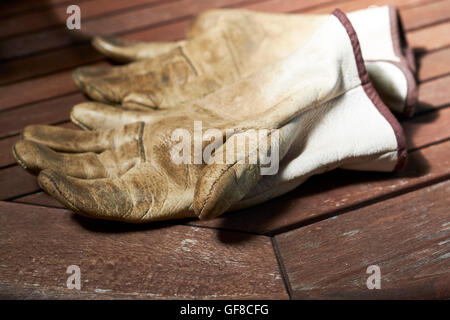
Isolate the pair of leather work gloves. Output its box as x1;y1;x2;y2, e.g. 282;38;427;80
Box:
13;6;416;222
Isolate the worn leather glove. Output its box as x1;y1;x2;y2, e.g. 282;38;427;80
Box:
13;10;398;222
76;5;416;116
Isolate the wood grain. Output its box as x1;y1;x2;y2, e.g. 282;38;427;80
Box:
0;0;84;18
274;179;450;299
400;0;450;31
403;106;450;149
407;21;450;51
0;70;78;112
0;93;86;139
0;0;170;39
416;76;450;112
417;47;450;81
0;201;288;299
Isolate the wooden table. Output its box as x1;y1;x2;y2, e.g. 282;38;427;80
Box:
0;0;448;299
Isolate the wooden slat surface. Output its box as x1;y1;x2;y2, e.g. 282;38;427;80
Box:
274;180;450;299
0;0;449;299
0;201;288;299
0;0;169;39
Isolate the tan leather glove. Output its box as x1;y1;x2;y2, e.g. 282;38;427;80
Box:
77;5;416;116
13;10;389;222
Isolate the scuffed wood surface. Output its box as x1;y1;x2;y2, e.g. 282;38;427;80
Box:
0;201;288;299
274;180;450;299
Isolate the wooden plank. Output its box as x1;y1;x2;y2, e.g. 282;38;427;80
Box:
0;166;38;200
0;70;78;112
417;47;450;81
403;106;450;149
188;140;450;234
416;76;450;112
0;0;84;18
0;201;287;299
0;93;86;139
10;191;62;208
303;0;444;30
0;0;170;39
407;21;450;51
274;180;450;299
0;43;103;86
0;136;18;169
400;0;450;31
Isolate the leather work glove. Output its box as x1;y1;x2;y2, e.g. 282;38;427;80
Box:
76;5;416;117
12;10;405;223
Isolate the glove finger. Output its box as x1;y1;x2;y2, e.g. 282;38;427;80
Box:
193;131;269;220
73;64;166;108
92;36;183;62
71;102;169;130
38;165;196;222
13;139;141;179
74;46;200;108
22;122;144;153
72;65;133;104
38;169;134;221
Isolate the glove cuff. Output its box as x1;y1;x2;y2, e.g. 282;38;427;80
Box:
349;5;417;117
332;8;407;172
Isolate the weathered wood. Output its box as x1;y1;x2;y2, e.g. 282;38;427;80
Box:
274;180;450;299
416;76;450;112
0;166;38;200
0;136;17;169
400;0;450;31
0;0;170;39
417;47;450;81
0;0;81;18
4;99;81;138
11;191;62;208
0;201;288;299
0;70;78;112
402;106;450;149
407;20;450;51
0;93;86;139
188;140;450;234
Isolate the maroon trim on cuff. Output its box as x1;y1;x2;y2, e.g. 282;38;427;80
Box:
388;5;418;117
389;5;416;73
332;9;407;172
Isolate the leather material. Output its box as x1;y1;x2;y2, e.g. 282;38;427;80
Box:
12;11;404;223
